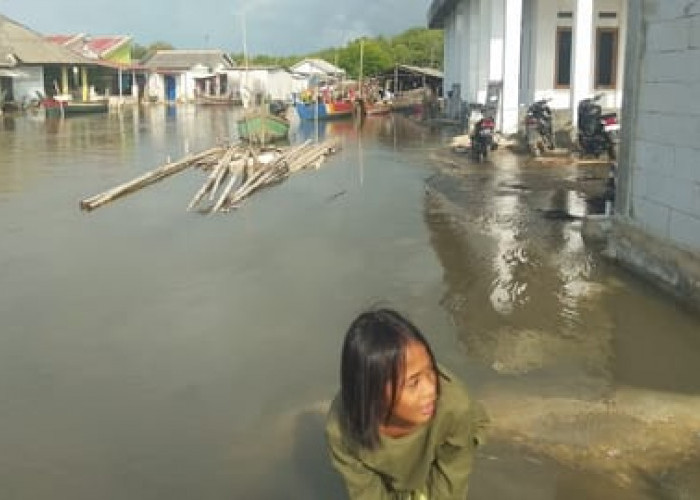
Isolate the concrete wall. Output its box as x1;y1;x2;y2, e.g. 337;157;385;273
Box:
437;0;628;133
611;0;700;309
530;0;625;109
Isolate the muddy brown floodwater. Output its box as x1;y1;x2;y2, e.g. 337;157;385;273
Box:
0;107;699;499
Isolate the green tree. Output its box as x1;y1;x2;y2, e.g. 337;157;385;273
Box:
227;27;444;74
132;41;176;61
338;38;393;79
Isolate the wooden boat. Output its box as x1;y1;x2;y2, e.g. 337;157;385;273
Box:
196;93;242;106
237;112;290;143
294;99;354;121
364;100;392;116
42;98;108;118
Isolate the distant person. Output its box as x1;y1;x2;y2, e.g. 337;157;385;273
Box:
325;308;489;499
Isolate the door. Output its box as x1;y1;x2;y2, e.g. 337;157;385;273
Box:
165;75;177;101
0;76;13;103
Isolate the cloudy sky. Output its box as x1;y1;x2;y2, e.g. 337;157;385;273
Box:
1;0;432;55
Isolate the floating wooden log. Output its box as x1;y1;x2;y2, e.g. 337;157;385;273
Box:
80;146;224;211
81;139;342;215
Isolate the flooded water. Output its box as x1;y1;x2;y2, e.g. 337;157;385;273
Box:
1;107;699;499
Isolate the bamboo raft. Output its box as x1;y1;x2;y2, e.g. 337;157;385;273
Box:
80;138;342;213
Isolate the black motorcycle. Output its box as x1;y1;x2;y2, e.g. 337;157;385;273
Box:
470;105;497;162
525;98;555;155
577;94;619;160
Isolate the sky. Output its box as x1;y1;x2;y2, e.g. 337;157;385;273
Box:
1;0;432;55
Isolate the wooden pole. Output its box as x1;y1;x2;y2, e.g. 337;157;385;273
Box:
359;39;364;98
82;67;88;102
394;64;398;95
80;146;224;211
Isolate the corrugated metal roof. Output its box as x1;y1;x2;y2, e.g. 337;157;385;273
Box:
398;64;444;79
0;14;93;65
46;34;132;59
290;58;345;76
140;50;235;70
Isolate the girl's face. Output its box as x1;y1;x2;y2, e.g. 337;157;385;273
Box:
387;340;438;429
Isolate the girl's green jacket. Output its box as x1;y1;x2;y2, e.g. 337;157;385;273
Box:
325;368;489;500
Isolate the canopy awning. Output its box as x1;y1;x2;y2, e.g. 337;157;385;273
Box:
0;68;30;78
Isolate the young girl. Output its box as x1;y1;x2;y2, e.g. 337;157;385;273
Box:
325;308;489;499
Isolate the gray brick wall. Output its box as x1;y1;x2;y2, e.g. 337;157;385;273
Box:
629;1;700;252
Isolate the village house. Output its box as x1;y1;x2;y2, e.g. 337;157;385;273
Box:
139;49;235;103
428;0;627;133
45;33;143;102
0;14;106;109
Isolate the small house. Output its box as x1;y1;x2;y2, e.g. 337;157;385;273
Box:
0;14;103;107
140;49;235;103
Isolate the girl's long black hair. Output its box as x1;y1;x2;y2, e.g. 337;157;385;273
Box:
339;308;439;450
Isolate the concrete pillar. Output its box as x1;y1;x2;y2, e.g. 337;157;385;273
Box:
131;71;138;99
489;0;505;82
616;0;628;109
443;15;454;95
478;0;492;103
502;0;523;134
81;67;88;101
456;0;469;104
468;0;481;102
61;67;69;95
571;0;594;126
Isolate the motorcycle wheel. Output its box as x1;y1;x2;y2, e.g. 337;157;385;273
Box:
547;135;556;150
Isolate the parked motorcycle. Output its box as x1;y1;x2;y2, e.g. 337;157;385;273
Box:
577;94;619;160
525;98;555;155
470;105;497;162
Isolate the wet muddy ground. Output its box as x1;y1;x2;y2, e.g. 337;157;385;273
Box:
425;140;700;499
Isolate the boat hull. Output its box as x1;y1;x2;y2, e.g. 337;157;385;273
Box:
42;99;108;118
294;100;354;121
237;114;290;143
196;95;242;106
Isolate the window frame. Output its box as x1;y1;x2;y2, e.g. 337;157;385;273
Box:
554;26;573;89
595;27;619;90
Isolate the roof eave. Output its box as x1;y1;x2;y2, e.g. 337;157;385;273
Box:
428;0;459;29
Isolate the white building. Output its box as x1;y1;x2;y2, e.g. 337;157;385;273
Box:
429;0;627;133
611;0;700;309
226;67;308;103
140;50;235;102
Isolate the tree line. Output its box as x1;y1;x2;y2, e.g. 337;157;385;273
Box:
132;27;443;78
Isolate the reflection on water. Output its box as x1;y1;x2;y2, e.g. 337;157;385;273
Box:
1;107;699;499
424;155;700;496
0;108;452;500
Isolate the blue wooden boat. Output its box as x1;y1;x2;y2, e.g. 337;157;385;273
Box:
294;99;355;121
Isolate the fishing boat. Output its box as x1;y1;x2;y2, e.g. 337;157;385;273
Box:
358;99;392;116
42;97;108;118
237;111;290;144
294;98;354;121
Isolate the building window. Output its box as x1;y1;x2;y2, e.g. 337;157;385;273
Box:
595;28;619;88
557;11;573;19
599;12;617;19
555;27;572;88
